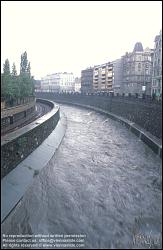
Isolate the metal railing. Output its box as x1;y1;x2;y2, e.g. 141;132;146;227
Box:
35;90;162;105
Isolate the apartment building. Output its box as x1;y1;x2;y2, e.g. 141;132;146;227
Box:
74;77;81;92
93;62;114;92
112;58;123;94
151;30;162;97
122;42;153;96
81;67;93;93
41;72;75;92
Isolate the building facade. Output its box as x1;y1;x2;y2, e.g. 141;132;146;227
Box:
112;58;123;94
74;77;81;92
122;42;153;96
93;62;114;92
81;67;93;93
34;80;41;92
41;72;75;92
151;30;162;97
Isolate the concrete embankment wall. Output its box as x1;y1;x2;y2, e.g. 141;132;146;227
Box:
35;92;162;158
35;92;162;139
1;99;60;179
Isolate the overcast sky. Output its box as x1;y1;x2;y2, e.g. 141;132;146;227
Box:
1;1;162;79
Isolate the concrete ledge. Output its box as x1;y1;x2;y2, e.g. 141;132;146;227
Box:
1;99;60;179
1;112;67;223
53;100;162;158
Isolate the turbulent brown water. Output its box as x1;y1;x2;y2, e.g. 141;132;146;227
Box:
1;104;162;249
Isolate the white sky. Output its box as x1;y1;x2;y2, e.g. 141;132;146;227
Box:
1;1;162;79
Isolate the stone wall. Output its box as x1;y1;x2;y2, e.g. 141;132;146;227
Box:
1;99;60;179
35;92;162;139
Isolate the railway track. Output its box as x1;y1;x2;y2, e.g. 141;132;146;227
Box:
1;101;52;136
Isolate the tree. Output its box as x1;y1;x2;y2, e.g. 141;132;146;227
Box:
31;76;35;95
11;63;20;98
27;62;31;77
1;59;11;98
1;52;35;99
3;59;10;75
19;51;34;96
20;51;28;74
2;59;19;99
1;74;8;98
11;63;17;76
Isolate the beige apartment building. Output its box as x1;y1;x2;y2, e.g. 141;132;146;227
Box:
93;62;114;92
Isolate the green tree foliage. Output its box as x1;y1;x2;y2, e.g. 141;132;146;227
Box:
19;51;34;96
1;52;35;100
27;62;31;76
3;59;10;75
11;63;17;76
1;59;11;97
11;63;20;98
20;51;28;74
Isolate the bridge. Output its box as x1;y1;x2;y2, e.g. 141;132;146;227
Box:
1;93;162;249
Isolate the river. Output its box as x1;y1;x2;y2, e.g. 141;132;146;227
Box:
1;104;162;249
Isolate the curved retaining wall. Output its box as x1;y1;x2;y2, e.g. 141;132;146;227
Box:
35;92;162;139
1;99;60;179
35;92;162;158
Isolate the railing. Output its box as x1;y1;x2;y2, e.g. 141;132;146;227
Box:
35;90;162;105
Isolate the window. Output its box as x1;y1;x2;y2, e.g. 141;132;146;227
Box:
138;63;141;71
10;116;14;125
137;56;142;61
145;63;149;69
